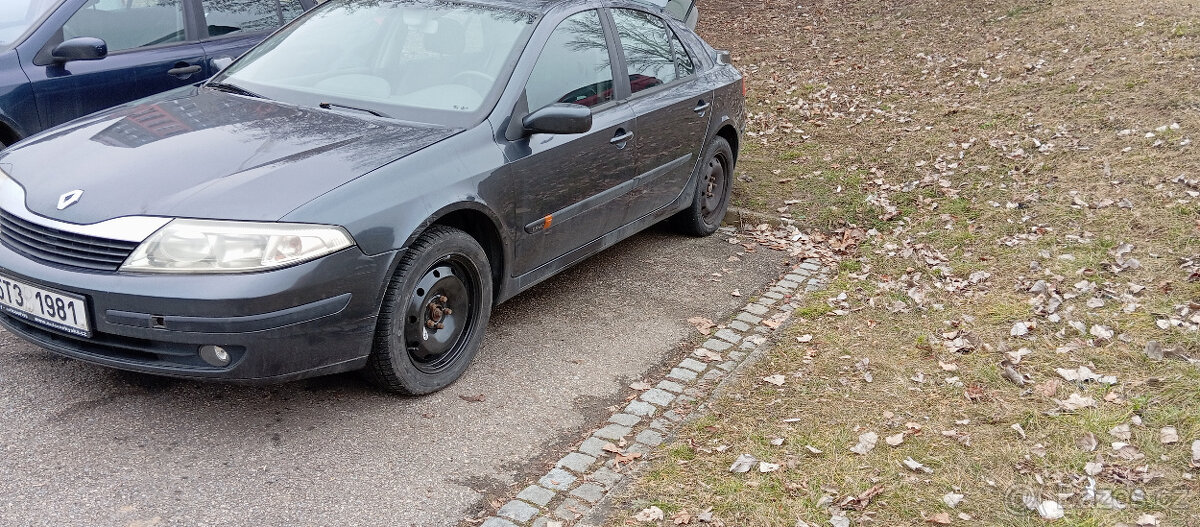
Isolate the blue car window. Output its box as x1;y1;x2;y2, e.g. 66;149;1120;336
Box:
611;9;678;95
62;0;186;52
201;0;307;38
525;10;614;110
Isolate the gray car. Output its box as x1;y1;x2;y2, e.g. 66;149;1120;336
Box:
0;0;743;394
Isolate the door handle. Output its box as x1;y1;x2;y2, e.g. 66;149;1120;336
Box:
693;100;711;115
167;64;202;76
610;129;634;146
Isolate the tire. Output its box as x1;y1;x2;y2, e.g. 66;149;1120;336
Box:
673;136;734;236
364;225;493;394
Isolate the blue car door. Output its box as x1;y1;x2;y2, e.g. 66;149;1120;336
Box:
198;0;312;73
24;0;209;132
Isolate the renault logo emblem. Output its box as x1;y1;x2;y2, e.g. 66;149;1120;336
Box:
57;190;84;210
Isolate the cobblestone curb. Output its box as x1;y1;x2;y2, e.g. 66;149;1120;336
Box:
475;253;830;527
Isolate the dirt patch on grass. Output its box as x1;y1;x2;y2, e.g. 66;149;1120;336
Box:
605;0;1200;524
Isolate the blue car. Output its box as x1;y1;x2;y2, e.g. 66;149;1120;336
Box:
0;0;316;147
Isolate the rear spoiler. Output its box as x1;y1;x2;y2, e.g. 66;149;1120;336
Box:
631;0;698;29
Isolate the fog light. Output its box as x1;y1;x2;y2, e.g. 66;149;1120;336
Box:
199;345;231;367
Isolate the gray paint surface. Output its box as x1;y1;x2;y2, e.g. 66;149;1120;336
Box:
0;228;784;527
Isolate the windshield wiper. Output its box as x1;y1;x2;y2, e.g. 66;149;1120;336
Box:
319;101;390;118
206;81;266;99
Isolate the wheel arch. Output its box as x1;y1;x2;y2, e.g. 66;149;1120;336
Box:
714;123;739;163
401;203;509;302
0;119;21;148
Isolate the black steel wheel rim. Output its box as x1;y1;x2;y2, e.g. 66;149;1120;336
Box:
402;257;478;374
700;151;729;222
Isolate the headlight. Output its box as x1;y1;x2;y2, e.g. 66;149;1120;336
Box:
121;219;354;273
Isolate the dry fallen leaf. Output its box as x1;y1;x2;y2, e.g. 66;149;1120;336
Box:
1076;432;1098;452
926;512;952;525
885;432;905;447
796;334;814;342
693;349;723;362
629;381;652;391
671;509;692;525
902;456;932;473
729;453;757;473
849;432;879;455
459;394;486;403
1160;426;1180;444
763;374;786;386
634;506;664;522
758;461;781;473
1037;500;1064;520
615;452;642;465
687;317;715;335
942;492;964;508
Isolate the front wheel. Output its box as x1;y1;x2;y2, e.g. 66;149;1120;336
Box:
673;136;734;236
364;226;493;394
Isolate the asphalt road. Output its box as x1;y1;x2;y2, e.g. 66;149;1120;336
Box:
0;227;786;527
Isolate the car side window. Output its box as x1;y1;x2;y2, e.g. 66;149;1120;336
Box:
669;30;694;77
611;9;680;95
525;10;614;111
61;0;186;53
201;0;307;39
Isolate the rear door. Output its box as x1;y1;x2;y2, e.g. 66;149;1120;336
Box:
27;0;208;131
197;0;312;73
608;8;711;226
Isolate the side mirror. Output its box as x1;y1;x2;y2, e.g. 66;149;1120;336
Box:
714;50;732;65
522;103;592;135
51;37;108;63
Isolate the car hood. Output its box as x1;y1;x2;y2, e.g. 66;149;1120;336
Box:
0;89;461;225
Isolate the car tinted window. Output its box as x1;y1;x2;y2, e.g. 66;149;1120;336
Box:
201;0;307;38
525;10;613;110
611;9;678;95
669;28;694;77
62;0;186;52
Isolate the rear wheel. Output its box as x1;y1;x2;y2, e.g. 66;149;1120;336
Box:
364;226;492;394
673;136;734;236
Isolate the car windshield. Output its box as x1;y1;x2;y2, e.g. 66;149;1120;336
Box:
214;0;536;126
0;0;60;49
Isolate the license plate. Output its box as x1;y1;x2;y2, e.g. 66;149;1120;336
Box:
0;273;91;337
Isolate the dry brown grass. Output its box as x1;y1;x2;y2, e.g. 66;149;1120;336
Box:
605;0;1200;524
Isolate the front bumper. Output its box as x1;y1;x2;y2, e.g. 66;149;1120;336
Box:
0;241;398;382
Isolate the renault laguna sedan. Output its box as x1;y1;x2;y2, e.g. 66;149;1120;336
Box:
0;0;743;394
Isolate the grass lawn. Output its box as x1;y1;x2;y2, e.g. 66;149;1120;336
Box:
605;0;1200;524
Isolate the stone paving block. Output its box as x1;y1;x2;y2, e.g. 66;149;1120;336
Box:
624;400;657;417
666;367;697;382
769;286;791;295
777;279;798;289
714;328;742;343
569;482;606;504
762;291;784;300
608;413;640;427
532;517;552;527
717;360;738;371
640;388;675;406
785;273;808;282
517;485;556;507
553;497;587;521
655;379;685;393
594;423;631;440
806;282;822;292
799;261;821;271
743;303;769;315
635;429;664;446
539;467;576;490
702;369;726;382
728;351;746;360
735;312;763;325
676;395;696;406
678;358;708;372
728;320;752;332
578;437;609;457
648;418;669;431
557;452;597;473
590;466;624;487
662;410;682;422
701;339;732;352
756;297;777;306
482;517;518;527
498;500;539;523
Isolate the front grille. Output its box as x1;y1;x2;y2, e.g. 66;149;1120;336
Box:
0;210;139;271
